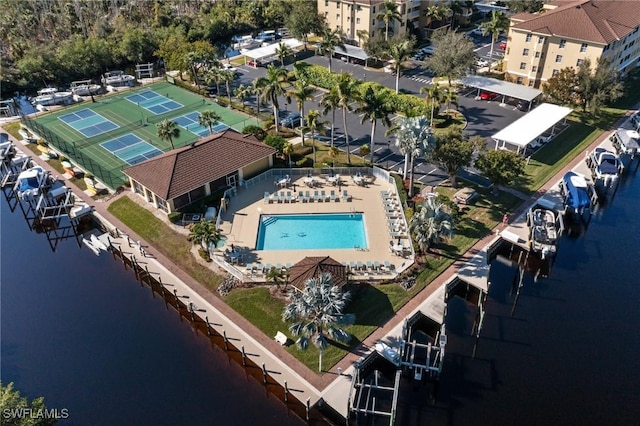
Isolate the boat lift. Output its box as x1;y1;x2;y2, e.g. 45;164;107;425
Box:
400;312;447;383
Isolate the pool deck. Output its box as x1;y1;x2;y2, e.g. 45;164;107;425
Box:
217;174;414;281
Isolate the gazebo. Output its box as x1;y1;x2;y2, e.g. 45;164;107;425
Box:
288;256;347;291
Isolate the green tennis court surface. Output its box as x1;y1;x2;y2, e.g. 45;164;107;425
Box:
26;81;259;190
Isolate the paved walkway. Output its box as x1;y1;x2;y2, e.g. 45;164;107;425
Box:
3;102;637;420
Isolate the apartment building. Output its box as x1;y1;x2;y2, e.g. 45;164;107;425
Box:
503;0;640;88
317;0;472;46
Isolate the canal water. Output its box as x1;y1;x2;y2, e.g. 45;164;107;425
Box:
2;165;639;425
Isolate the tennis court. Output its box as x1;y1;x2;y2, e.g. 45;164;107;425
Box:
174;112;230;137
125;90;183;114
58;108;119;137
100;133;163;165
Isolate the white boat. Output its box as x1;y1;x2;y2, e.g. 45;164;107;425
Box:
33;88;74;106
527;207;558;259
82;237;101;256
13;166;49;200
590;147;622;185
101;71;137;87
70;80;103;96
90;234;109;252
611;128;640;156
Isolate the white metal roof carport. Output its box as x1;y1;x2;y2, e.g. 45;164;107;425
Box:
461;75;543;109
243;39;303;65
492;103;573;154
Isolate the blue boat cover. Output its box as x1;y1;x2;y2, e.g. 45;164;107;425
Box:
563;171;590;211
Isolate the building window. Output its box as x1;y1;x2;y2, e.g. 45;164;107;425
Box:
336;13;340;19
372;20;375;25
535;51;541;58
356;18;360;24
552;69;559;77
336;1;340;7
559;39;566;49
538;36;545;44
580;43;588;53
347;16;350;21
372;6;375;13
532;66;537;72
325;11;328;17
576;59;584;66
528;81;534;87
357;5;362;11
371;30;375;37
517;77;524;84
526;33;532;42
520;62;527;70
523;48;529;56
156;197;169;213
555;55;562;63
133;180;144;195
325;0;328;6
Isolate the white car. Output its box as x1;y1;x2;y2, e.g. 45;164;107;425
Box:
419;46;435;56
467;28;485;37
476;58;489;68
220;63;238;74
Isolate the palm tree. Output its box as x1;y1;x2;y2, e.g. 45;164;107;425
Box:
198;110;221;135
234;84;253;108
304;109;328;165
335;73;358;164
392;116;435;197
356;29;369;47
282;273;355;372
205;67;222;96
319;27;345;73
409;196;453;253
442;89;458;119
376;1;402;41
425;4;446;31
283;141;294;169
420;84;444;127
286;79;315;146
275;42;294;67
219;69;236;105
157;119;180;150
358;144;371;162
329;146;340;167
480;10;509;62
266;267;288;291
319;87;340;148
255;65;290;132
355;86;393;163
449;1;463;27
387;39;413;94
187;219;221;252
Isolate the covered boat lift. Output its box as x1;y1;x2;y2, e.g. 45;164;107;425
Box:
243;38;304;67
492;103;573;154
461;75;542;110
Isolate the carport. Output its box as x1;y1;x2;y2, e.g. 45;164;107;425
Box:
461;75;542;110
243;38;303;67
333;44;369;66
492;103;573;154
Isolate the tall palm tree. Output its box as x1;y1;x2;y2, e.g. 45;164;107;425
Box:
283;141;294;169
255;65;290;132
449;1;463;27
442;89;458;119
320;87;340;148
205;67;222;96
409;196;453;253
286;79;314;146
392;116;435;196
187;219;221;252
198;110;221;135
480;10;509;62
219;69;236;105
376;1;402;41
425;4;446;30
420;84;444;127
387;39;413;94
233;84;253;108
266;267;287;291
157;119;180;150
319;27;345;73
329;146;340;167
356;29;369;47
304;109;328;165
335;73;358;164
275;42;294;67
355;86;393;163
282;273;355;372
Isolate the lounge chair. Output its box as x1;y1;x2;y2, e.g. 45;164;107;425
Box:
298;191;304;202
304;191;310;202
383;261;392;272
275;263;282;271
255;264;264;275
265;263;273;272
366;261;373;272
356;261;364;271
349;261;357;272
264;191;271;203
285;191;292;203
342;190;351;202
373;261;381;271
390;231;405;238
285;263;292;270
320;190;328;201
245;263;254;274
330;190;337;202
313;190;319;202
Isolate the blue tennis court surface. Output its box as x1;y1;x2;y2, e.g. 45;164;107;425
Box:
173;112;230;137
100;133;163;165
58;109;119;137
125;90;183;115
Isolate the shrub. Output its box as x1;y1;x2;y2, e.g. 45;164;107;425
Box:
168;212;182;223
242;125;266;140
264;134;286;155
198;248;212;262
296;157;312;167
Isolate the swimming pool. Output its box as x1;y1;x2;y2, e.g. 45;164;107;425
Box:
256;213;368;250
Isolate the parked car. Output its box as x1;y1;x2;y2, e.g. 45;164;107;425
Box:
280;112;302;128
476;58;489;68
480;91;499;101
499;41;507;50
420;46;436;56
516;100;529;111
466;28;485;37
247;59;264;67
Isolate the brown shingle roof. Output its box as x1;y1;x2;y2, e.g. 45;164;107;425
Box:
123;129;275;200
289;256;347;291
512;0;640;44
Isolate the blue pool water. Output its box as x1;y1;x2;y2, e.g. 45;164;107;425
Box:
256;213;367;250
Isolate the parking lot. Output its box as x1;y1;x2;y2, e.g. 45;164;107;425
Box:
228;35;523;188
